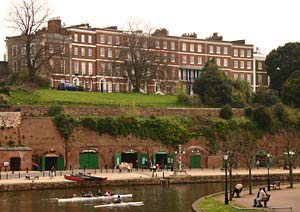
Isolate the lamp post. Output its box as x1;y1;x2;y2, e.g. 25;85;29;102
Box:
172;144;189;176
267;153;271;191
223;153;229;205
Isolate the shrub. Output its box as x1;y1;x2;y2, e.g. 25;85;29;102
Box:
253;89;280;106
273;102;290;124
0;86;11;96
220;104;233;120
8;140;15;146
47;106;64;116
252;106;274;131
244;107;253;117
177;93;200;106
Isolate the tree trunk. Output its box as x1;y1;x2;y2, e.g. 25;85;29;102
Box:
64;139;68;170
289;162;293;188
248;166;252;194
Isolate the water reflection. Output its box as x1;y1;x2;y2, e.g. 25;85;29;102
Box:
0;183;223;212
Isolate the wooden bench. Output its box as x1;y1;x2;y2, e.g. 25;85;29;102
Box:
25;175;39;180
271;181;281;190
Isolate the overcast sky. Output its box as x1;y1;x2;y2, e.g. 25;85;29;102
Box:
1;0;299;60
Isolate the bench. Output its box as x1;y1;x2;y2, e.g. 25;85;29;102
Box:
271;181;281;190
262;194;271;207
25;175;39;180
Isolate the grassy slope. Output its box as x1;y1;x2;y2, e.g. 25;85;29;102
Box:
7;89;184;107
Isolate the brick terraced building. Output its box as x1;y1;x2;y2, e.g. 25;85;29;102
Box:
5;17;268;94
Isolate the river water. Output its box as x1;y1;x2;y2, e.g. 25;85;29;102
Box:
0;183;223;212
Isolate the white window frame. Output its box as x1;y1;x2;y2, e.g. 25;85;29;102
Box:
224;58;228;67
234;49;238;57
190;56;194;64
81;62;86;75
115;36;120;45
247;61;251;69
88;62;93;75
61;60;65;73
216;58;221;66
163;41;167;50
240;49;245;57
88;48;92;57
74;61;79;74
74;33;78;42
171;54;175;63
198;44;202;52
209;45;214;53
108;48;112;58
108;35;112;44
190;44;194;52
182;43;187;51
155;41;160;48
216;46;221;54
182;55;187;64
81;48;85;56
100;35;105;43
88;35;92;44
171;42;175;50
197;56;202;65
247;74;252;83
234;60;238;68
74;47;78;56
258;61;263;70
247;49;251;57
234;73;238;80
224;46;228;54
81;34;85;43
100;48;105;57
240;61;245;69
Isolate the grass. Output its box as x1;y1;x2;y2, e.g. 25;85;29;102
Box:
7;89;186;108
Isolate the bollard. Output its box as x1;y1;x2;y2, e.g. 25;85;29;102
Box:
155;173;157;178
101;167;102;173
163;171;164;178
152;171;154;177
95;169;96;174
19;172;21;179
106;168;108;173
6;173;8;179
60;171;62;176
43;171;45;177
12;170;14;174
26;168;28;173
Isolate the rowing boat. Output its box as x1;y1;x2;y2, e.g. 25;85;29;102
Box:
94;201;144;208
57;194;132;203
64;173;107;182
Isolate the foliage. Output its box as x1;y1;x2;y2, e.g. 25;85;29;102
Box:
253;89;280;106
193;59;251;107
265;42;300;92
46;106;63;117
252;106;274;132
80;117;97;130
177;93;201;106
281;70;300;107
220;104;233;120
244;107;253;117
53;114;78;140
0;86;11;96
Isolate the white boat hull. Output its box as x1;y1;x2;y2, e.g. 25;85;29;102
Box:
57;194;132;203
94;201;144;208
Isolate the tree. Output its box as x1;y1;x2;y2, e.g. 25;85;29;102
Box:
265;42;300;92
193;59;233;107
119;21;169;93
281;70;300;107
8;0;69;84
53;114;77;169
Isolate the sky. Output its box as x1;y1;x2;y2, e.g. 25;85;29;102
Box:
1;0;300;60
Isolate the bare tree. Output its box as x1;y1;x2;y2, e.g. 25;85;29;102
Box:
119;21;169;93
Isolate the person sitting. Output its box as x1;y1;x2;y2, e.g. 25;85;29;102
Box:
96;189;102;196
114;195;121;204
104;191;110;196
232;183;243;198
253;187;262;207
256;187;267;207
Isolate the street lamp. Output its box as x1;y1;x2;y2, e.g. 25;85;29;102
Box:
223;153;229;205
172;144;188;176
267;153;271;191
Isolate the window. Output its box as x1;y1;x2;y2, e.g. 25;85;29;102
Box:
171;69;175;80
49;59;54;70
100;35;105;43
197;44;202;52
115;36;120;45
61;60;65;73
216;58;221;66
182;55;187;63
100;48;105;57
190;56;194;64
108;35;112;44
240;73;245;80
240;49;245;57
171;42;175;50
224;46;228;54
247;49;251;57
216;46;221;54
190;44;194;52
88;35;92;44
163;53;167;62
155;41;160;48
234;73;238;80
100;63;105;75
247;74;252;83
197;56;202;65
81;62;86;75
258;74;262;85
247;61;251;69
163;41;167;49
74;61;79;74
115;49;120;59
88;62;93;75
88;48;92;57
61;45;65;54
234;60;238;68
171;54;175;63
108;63;112;76
240;61;245;69
81;34;85;43
108;48;112;58
81;48;85;56
224;58;228;67
116;65;120;76
74;47;78;56
209;45;214;53
182;43;186;51
234;49;238;57
74;33;78;42
258;61;263;70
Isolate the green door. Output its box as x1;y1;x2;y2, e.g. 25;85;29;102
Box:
167;154;174;168
114;153;121;167
138;153;149;168
190;155;201;168
79;153;99;169
41;156;46;171
57;156;64;170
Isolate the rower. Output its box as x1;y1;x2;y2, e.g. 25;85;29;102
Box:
97;189;102;196
114;195;121;204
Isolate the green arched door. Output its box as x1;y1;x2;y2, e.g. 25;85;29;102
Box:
190;155;201;169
